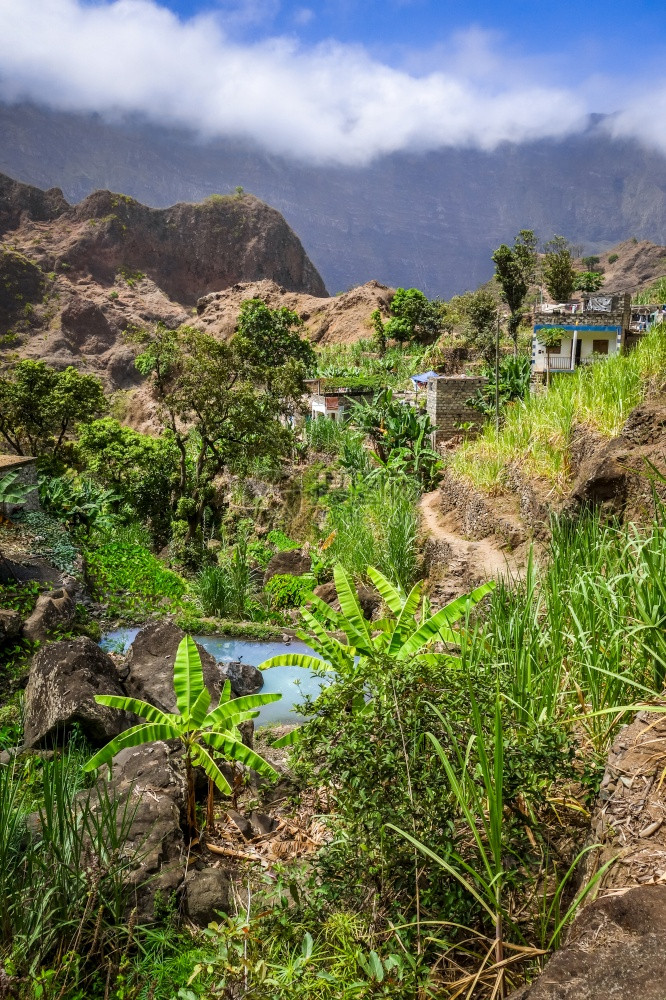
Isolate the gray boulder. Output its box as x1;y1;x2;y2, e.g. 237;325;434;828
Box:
220;659;264;697
84;742;188;923
264;548;311;583
123;621;222;714
185;867;232;926
23;587;76;641
0;608;22;641
23;637;130;748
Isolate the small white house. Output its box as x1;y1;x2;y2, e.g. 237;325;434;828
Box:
531;294;630;377
532;324;622;374
305;378;377;421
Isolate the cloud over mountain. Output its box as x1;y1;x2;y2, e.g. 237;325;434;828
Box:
0;0;596;165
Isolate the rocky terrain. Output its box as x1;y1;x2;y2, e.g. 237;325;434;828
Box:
0;172;328;387
0;172;401;389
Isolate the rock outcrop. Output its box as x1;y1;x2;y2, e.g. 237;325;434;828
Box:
23;637;130;747
220;659;264;697
123;620;222;714
22;586;76;641
569;393;666;517
264;547;312;583
85;742;188;922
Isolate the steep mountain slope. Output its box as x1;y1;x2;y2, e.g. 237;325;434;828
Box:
2;103;666;297
0;173;328;387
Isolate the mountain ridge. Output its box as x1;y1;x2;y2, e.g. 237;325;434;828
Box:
3;102;666;297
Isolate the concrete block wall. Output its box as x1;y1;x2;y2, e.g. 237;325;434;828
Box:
426;375;487;445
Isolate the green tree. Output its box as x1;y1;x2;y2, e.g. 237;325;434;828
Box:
542;236;578;303
76;418;179;545
370;308;387;355
234;299;316;382
581;255;600;270
459;289;499;364
387;288;443;345
575;271;605;294
84;635;280;836
492;229;538;351
0;361;106;459
133;323;308;542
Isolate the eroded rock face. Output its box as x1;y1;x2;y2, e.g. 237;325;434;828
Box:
264;548;311;582
569;394;666;516
0;608;22;641
84;742;188;923
61;296;119;354
24;637;129;747
513;886;666;1000
123;620;221;714
23;587;75;641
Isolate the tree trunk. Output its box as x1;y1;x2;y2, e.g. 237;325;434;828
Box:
185;751;197;839
206;778;216;834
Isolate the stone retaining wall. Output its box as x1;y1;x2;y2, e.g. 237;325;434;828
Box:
426;376;487;445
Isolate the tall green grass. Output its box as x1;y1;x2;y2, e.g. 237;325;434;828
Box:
325;478;419;589
451;325;666;493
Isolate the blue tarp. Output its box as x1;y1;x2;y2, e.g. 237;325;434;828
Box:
410;371;438;388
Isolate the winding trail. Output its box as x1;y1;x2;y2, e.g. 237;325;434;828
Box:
420;490;525;587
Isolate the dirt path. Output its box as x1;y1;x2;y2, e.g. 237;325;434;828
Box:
420;490;525;587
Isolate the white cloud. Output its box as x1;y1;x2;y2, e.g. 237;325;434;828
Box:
0;0;607;165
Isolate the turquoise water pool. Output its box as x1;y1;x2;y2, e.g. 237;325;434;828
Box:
100;629;327;725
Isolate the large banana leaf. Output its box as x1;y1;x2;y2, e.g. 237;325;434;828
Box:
387;581;424;655
202;691;281;728
94;695;179;727
191;744;232;796
299;607;354;667
204;732;279;780
366;566;404;616
173;635;205;718
271;727;304;749
188;686;212;727
259;653;325;672
83;722;182;771
396;582;495;661
333;565;373;652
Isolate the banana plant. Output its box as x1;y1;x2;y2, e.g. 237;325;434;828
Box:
260;564;494;746
83;636;281;836
0;470;36;508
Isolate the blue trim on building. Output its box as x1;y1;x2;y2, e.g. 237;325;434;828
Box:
534;325;621;334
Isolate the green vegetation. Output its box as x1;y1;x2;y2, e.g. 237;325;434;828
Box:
452;323;666;492
542;235;578;302
0;360;106;460
492;229;538;347
633;275;666;304
4;259;666;999
85;635;280;834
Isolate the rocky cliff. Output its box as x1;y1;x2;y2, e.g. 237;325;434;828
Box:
0;172;328;387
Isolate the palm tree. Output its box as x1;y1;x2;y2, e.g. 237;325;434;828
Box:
83;636;281;836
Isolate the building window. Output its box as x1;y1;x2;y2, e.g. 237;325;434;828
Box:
592;339;609;355
545;341;561;353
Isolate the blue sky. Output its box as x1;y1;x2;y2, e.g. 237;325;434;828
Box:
1;0;666;164
155;0;663;70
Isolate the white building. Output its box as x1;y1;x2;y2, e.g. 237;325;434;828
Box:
531;294;630;377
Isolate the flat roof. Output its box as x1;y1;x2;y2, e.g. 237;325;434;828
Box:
0;454;37;469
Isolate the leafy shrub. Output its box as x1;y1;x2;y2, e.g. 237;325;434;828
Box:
608;253;619;263
264;573;315;610
13;510;79;573
267;530;299;552
86;541;187;619
247;539;273;569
